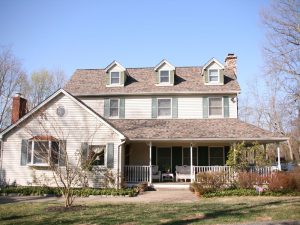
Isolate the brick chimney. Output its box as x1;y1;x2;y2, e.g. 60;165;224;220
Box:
225;53;237;75
11;93;28;124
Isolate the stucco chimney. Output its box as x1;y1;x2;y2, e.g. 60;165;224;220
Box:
225;53;237;75
11;93;28;124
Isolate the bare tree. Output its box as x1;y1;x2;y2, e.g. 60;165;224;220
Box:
261;0;300;102
28;68;67;107
0;47;27;129
24;109;115;207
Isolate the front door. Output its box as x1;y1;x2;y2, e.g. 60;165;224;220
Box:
157;147;171;172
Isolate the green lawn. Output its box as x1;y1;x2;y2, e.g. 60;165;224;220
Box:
0;196;299;224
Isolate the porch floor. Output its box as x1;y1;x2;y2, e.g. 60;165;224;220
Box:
152;182;190;190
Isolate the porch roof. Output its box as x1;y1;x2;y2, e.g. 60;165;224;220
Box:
108;119;288;143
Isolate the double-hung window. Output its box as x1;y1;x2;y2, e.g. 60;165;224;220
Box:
88;145;106;166
109;99;119;117
209;97;222;117
157;98;171;117
27;139;62;166
160;70;170;83
110;72;120;85
208;69;219;83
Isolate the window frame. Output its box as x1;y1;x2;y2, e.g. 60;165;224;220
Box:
109;98;120;118
88;145;107;167
208;69;219;83
208;97;223;118
27;140;62;166
110;71;120;85
157;98;172;118
159;70;170;84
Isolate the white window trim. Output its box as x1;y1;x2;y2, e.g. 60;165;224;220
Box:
208;97;223;118
159;70;170;84
157;98;172;118
109;98;120;118
27;140;59;167
88;144;107;167
208;69;219;83
109;71;121;86
208;146;225;166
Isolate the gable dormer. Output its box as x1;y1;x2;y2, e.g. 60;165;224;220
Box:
105;61;127;87
154;59;175;86
202;58;225;85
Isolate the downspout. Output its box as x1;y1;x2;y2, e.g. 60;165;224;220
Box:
0;138;3;183
117;139;126;189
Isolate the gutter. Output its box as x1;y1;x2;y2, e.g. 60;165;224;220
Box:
127;137;289;142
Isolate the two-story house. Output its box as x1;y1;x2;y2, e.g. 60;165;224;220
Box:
0;54;287;188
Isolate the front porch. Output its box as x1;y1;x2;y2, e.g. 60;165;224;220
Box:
122;141;280;185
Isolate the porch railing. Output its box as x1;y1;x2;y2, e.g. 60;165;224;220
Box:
193;166;234;182
124;165;150;183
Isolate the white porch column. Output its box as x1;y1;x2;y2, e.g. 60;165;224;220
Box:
190;143;193;183
149;142;152;184
277;142;281;171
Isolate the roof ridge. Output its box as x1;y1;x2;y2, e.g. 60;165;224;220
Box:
75;66;203;71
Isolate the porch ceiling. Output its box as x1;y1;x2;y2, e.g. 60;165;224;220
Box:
108;119;287;143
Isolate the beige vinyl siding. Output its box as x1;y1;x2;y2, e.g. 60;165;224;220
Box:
125;97;152;119
79;97;104;116
178;97;202;119
1;94;121;187
229;95;237;118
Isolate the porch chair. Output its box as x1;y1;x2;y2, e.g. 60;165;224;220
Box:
175;165;192;182
152;165;161;182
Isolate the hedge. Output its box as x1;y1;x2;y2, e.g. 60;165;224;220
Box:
202;188;300;198
0;186;137;197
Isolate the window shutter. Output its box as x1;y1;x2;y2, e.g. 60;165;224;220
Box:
20;139;28;166
104;98;110;118
155;72;160;84
219;69;224;84
223;96;230;118
170;70;174;85
120;71;125;85
172;97;178;118
119;98;125;118
151;97;157;118
81;142;89;166
203;97;208;118
106;73;111;85
107;143;114;168
204;70;208;83
59;140;66;166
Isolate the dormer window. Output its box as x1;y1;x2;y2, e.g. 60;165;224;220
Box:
110;72;120;85
208;69;219;83
160;70;170;83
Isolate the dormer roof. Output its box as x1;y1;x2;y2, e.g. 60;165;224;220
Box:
154;59;175;71
201;58;224;75
105;60;126;73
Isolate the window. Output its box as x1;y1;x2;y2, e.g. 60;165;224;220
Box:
208;69;219;83
209;97;222;116
157;98;171;117
109;99;119;117
160;70;170;83
88;145;106;166
209;147;224;166
27;140;62;165
110;72;120;84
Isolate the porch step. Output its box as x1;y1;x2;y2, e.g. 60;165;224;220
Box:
152;182;190;190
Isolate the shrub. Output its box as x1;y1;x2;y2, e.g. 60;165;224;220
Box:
237;172;268;189
268;171;297;192
0;186;137;197
196;172;225;190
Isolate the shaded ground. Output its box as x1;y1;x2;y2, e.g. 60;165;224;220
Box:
0;191;299;225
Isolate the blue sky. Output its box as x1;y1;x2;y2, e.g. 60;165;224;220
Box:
0;0;268;94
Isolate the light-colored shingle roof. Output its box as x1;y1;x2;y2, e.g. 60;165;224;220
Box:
65;67;240;96
108;119;287;142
